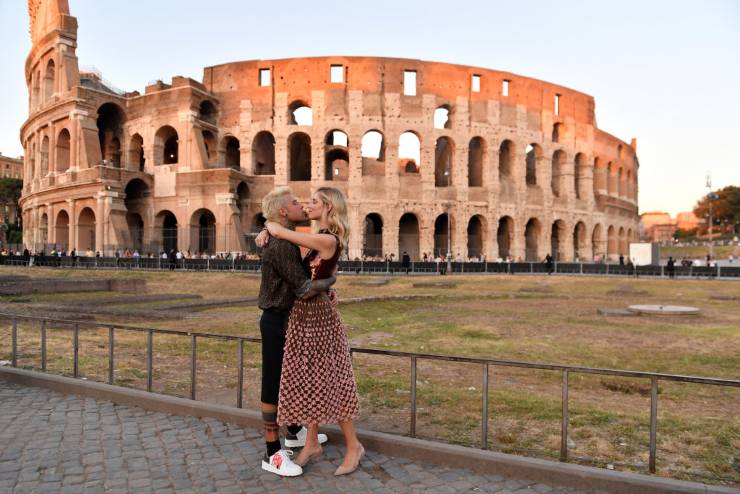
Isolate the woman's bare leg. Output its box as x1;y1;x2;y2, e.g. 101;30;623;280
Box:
294;423;322;465
337;419;363;469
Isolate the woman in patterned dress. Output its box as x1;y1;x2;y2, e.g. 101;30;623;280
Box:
264;187;364;475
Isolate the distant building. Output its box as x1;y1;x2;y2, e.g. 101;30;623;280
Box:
0;153;23;180
640;211;703;242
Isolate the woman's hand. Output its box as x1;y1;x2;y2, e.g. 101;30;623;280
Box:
265;221;285;238
255;229;270;248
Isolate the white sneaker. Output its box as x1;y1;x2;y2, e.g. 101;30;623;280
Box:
284;426;329;448
261;449;303;477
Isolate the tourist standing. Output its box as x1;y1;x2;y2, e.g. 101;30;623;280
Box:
667;256;676;279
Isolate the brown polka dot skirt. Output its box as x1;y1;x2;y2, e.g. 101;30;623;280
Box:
278;294;360;426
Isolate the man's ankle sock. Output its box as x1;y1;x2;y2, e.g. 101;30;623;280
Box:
266;440;281;457
286;424;302;436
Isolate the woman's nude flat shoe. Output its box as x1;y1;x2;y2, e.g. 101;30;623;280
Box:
334;444;365;476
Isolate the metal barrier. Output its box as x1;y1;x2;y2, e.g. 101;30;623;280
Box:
3;255;740;279
2;312;738;475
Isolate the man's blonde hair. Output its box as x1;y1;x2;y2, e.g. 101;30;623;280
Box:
261;186;293;222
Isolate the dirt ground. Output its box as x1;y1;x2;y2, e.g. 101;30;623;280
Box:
0;266;738;486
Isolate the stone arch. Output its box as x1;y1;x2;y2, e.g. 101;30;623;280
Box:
434;105;451;129
525;143;542;186
607;162;616;195
552;122;563;143
574;153;586;199
399;131;421;173
97;103;125;166
363;213;383;258
593;156;604;195
618;226;627;255
190;209;216;254
524;218;541;261
77;208;96;252
155;210;178;253
221;136;241;170
468;137;484;187
434;136;454;187
199;100;218;125
43;59;55;101
498;140;514;180
626;170;633;200
288;132;311;181
125;179;150;251
361;130;385;176
551;150;566;196
202;130;217;166
551;219;567;261
252;131;275;175
29;141;36;180
592;223;605;261
40;136;49;176
325;130;349;180
607;225;617;259
289;100;312;125
55;128;71;173
467;215;486;259
497;216;514;260
398;213;420;260
573;221;587;261
155;125;179;165
617;166;624;198
129;133;145;171
55;210;70;250
39;213;48;248
433;213;455;258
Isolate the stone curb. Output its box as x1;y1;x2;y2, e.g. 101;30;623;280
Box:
0;367;734;494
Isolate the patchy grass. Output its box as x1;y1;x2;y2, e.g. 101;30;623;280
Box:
0;265;738;485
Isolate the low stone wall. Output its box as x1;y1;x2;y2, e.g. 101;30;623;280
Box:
0;278;146;295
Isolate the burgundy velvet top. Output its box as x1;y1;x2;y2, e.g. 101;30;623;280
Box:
304;230;341;281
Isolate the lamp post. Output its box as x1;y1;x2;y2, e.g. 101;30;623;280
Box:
705;174;717;262
444;168;452;273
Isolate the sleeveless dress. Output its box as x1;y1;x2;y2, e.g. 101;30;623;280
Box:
277;232;360;426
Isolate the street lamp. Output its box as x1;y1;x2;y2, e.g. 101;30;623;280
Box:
444;167;452;273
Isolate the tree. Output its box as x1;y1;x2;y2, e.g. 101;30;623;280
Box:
0;178;22;211
693;186;740;231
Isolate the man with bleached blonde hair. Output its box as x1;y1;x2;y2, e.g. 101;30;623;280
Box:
257;187;331;476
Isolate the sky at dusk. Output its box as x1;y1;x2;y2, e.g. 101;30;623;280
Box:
0;0;738;216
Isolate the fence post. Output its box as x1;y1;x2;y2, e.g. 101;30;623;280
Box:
73;323;79;378
190;334;197;400
146;329;153;392
410;356;417;438
649;376;658;473
481;363;489;449
237;338;244;408
11;317;17;368
108;327;114;385
40;320;47;372
560;369;569;461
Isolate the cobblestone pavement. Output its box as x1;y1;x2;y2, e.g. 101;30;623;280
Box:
0;382;593;494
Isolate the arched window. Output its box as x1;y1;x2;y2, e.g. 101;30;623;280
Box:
498;140;513;179
190;209;217;254
223;136;240;170
551;150;565;196
497;216;513;260
155;126;179;165
574;153;586;199
552;123;563;143
199;100;217;125
288;132;311;181
56;129;71;173
467;215;485;259
77;208;96;252
129;134;145;171
434;137;454;187
363;213;383;258
252;131;275;175
202;130;217;166
607;162;616;195
399;131;421;173
524;218;541;261
398;213;420;260
325;130;349;180
551;220;566;261
97;103;125;166
525;144;541;186
361;130;385;177
468;137;484;187
433;213;453;258
40;136;49;176
434;106;451;129
289;101;312;125
43;59;55;102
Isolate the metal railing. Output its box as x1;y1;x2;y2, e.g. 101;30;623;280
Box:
2;312;738;476
2;255;740;279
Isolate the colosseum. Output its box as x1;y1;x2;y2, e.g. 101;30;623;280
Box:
20;0;639;262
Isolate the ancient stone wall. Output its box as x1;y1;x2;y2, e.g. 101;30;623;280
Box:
19;0;639;261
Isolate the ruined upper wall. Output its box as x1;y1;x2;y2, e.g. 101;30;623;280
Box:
27;0;73;45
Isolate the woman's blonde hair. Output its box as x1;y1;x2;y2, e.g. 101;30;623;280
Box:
315;187;350;254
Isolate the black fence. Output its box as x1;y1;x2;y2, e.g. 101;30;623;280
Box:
2;255;740;279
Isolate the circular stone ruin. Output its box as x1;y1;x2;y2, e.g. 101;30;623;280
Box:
627;305;701;316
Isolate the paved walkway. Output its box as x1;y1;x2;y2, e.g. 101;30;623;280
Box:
0;382;591;494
